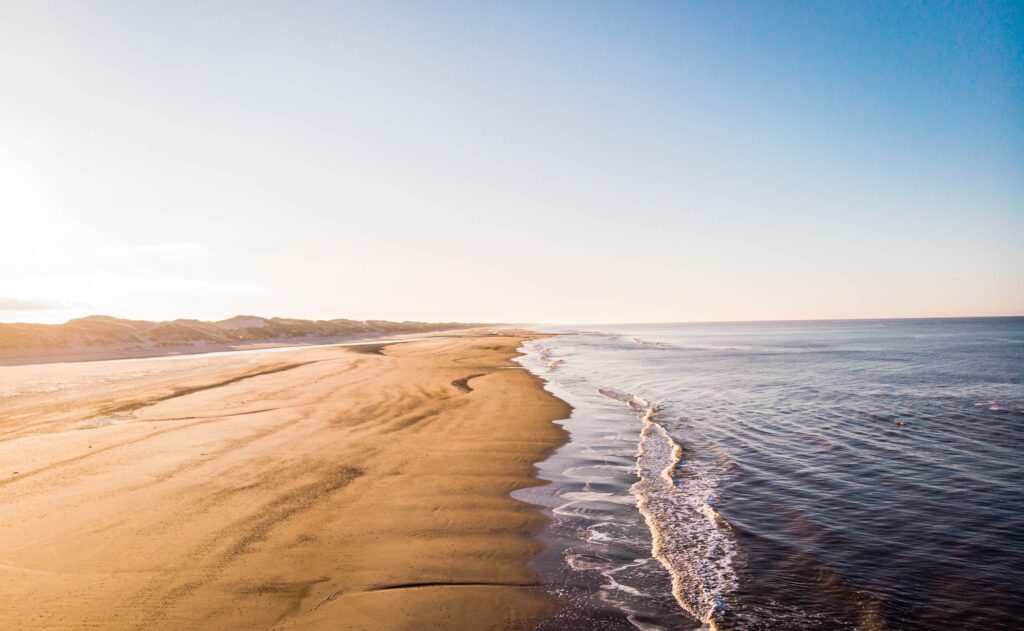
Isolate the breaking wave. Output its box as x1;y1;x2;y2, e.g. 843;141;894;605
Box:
598;388;738;629
536;344;565;370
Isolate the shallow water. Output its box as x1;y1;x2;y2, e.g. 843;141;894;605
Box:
517;318;1024;630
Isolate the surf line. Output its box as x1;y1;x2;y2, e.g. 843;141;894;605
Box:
597;387;737;630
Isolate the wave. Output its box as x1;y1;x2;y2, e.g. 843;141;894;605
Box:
597;388;738;630
536;344;565;370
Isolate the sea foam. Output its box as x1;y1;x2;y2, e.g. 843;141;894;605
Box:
598;388;738;629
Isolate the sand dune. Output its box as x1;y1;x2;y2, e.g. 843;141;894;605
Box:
0;333;569;629
0;315;479;365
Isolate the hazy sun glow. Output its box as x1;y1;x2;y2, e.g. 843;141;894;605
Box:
2;2;1022;324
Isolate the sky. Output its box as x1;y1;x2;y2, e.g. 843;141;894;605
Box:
1;1;1022;324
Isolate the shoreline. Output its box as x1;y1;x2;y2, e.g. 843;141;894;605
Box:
513;335;704;630
0;332;571;629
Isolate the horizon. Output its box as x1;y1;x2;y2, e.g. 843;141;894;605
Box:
3;2;1022;323
3;311;1022;328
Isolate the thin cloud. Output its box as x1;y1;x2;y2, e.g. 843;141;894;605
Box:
0;297;66;311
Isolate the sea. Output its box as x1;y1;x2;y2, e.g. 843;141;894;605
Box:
514;318;1023;631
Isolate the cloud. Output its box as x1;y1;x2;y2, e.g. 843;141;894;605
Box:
0;297;66;311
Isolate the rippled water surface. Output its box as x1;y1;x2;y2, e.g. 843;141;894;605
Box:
517;318;1023;630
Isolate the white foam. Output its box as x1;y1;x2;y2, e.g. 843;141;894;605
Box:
560;491;637;506
600;387;738;629
536;344;565;370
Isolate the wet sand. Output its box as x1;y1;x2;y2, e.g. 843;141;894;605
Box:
0;333;569;629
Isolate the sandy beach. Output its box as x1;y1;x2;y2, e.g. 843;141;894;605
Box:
0;332;569;629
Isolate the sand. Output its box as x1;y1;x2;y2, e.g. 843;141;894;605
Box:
0;328;472;366
0;332;569;629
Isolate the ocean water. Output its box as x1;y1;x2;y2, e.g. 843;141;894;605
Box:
515;318;1024;631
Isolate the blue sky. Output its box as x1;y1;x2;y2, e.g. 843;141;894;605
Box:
1;1;1021;323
